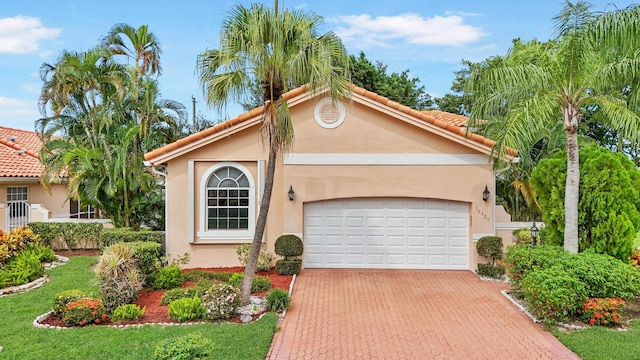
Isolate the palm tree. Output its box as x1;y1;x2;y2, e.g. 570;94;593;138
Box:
102;23;162;81
468;2;640;253
39;26;185;230
197;2;350;304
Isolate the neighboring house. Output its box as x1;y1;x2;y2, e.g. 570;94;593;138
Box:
144;85;517;270
0;126;96;232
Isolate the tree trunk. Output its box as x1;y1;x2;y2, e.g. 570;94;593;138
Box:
563;103;580;253
239;146;278;305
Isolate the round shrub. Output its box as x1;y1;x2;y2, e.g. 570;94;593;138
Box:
275;259;302;275
476;236;503;261
168;296;205;322
151;265;183;290
154;333;212;360
274;234;303;259
62;298;109;326
111;304;146;321
53;289;89;317
201;283;240;320
266;289;290;312
521;266;587;323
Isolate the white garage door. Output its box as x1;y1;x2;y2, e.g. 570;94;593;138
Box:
304;198;469;269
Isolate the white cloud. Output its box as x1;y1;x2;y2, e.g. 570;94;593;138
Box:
333;13;486;48
444;11;481;17
20;83;41;94
0;96;39;118
0;16;61;54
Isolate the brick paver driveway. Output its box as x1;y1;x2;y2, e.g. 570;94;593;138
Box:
268;269;578;359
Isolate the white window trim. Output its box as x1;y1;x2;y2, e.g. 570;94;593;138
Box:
196;162;256;241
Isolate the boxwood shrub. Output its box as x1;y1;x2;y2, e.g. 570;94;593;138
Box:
126;241;162;275
100;228;163;249
477;263;505;278
149;265;183;290
275;259;302;275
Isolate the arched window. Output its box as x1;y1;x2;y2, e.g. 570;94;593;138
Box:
205;166;251;230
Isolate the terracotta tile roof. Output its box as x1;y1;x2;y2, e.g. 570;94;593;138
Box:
144;84;516;161
0;126;44;178
421;110;469;127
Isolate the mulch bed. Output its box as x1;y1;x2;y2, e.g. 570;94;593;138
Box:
39;267;292;327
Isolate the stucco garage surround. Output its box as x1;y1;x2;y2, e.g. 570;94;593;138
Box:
144;85;503;269
304;198;469;269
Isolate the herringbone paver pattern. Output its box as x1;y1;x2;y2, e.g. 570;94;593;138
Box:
268;270;579;360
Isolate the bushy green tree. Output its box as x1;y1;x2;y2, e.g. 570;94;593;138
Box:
530;146;640;260
350;51;433;110
468;2;640;253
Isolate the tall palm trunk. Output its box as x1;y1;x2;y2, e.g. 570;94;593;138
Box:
563;103;580;253
240;146;277;305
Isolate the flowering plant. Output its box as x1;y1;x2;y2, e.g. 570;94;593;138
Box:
62;298;108;326
578;297;625;326
201;283;240;320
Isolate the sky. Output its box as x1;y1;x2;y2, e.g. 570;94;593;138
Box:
0;0;635;131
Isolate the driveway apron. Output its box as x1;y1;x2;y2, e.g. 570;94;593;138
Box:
267;269;578;359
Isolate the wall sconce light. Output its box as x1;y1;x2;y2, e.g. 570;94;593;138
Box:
288;185;295;201
482;185;490;202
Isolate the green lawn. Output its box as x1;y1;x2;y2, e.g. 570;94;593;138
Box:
0;256;278;360
556;321;640;360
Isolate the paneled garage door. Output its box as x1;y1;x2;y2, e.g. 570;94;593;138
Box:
304;198;469;269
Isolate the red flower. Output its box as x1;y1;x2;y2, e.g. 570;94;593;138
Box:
590;318;596;325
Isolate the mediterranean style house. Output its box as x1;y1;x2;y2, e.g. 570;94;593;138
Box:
0;126;97;232
144;85;519;270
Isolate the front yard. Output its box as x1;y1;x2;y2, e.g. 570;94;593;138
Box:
0;256;278;359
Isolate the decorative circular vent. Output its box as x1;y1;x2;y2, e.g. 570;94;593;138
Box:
314;98;345;129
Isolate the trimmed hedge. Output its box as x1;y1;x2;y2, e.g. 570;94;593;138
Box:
100;228;163;249
28;222;102;249
275;260;301;275
126;241;162;275
477;263;505;278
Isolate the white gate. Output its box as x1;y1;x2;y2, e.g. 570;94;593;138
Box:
7;200;30;231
